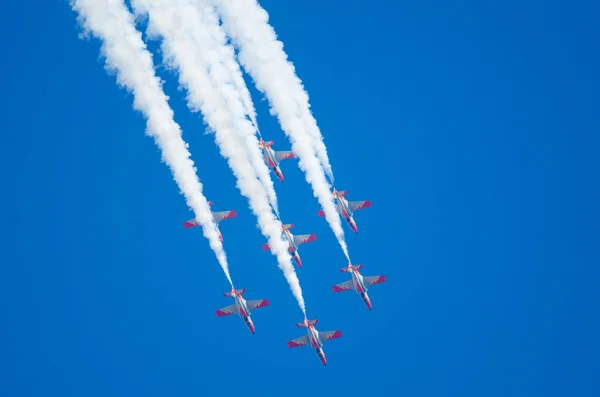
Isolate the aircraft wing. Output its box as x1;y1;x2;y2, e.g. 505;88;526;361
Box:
319;330;342;342
332;280;354;293
212;210;237;223
245;299;270;312
292;234;317;246
215;303;237;317
349;200;372;213
274;151;295;162
363;275;387;288
287;335;309;348
183;218;200;228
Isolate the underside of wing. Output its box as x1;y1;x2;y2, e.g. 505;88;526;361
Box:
332;280;354;293
215;303;237;317
293;234;317;246
349;200;372;212
319;330;342;342
212;210;238;223
363;275;387;288
287;335;309;348
275;150;295;161
245;299;270;312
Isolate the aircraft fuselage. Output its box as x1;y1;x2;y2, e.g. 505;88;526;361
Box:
335;197;358;233
283;229;302;266
262;147;284;181
351;270;372;309
233;295;255;333
307;326;327;365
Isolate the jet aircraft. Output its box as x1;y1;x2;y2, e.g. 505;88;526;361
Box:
262;222;317;267
286;319;342;366
215;288;270;334
259;138;295;182
183;201;237;241
332;263;386;310
317;188;372;233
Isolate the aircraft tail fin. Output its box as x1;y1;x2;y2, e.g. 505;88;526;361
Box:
260;139;274;148
223;288;246;297
296;319;318;328
333;188;347;198
341;263;362;272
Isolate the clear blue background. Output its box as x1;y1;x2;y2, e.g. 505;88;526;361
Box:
2;0;599;396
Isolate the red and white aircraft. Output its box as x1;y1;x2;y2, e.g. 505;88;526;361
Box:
332;263;386;310
183;201;237;241
215;288;270;334
317;188;372;233
262;222;317;267
286;319;342;366
259;138;295;182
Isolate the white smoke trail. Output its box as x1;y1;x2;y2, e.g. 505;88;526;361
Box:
70;0;233;286
198;2;280;216
131;0;306;314
212;0;334;181
211;0;351;261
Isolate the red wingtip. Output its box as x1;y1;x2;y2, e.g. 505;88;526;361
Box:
305;234;317;243
208;201;213;206
183;221;197;228
362;200;373;209
317;210;326;217
229;210;238;218
262;243;271;251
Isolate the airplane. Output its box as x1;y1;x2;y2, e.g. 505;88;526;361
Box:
183;201;237;241
332;263;387;310
215;288;270;334
259;138;295;182
317;188;372;233
286;318;342;366
262;222;317;267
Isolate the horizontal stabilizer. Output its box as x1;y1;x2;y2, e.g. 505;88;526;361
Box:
282;223;294;230
333;189;348;198
317;209;326;217
341;263;362;272
223;288;246;297
262;243;270;251
296;319;318;328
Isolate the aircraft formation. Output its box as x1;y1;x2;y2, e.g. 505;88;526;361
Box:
183;138;385;366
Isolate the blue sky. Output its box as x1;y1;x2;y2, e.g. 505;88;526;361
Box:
2;0;599;396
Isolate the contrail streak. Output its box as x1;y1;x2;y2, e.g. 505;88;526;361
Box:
131;0;306;314
211;0;351;261
70;0;233;285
